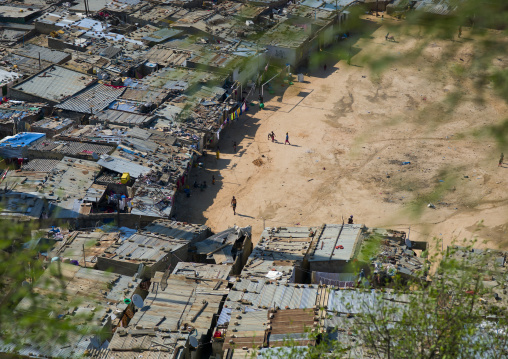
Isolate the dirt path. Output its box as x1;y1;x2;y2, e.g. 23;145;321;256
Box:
176;19;508;251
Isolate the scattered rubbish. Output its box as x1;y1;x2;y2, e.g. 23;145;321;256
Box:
252;158;263;166
308;179;313;182
401;161;411;165
464;175;469;178
428;203;436;209
439;180;444;182
323;167;326;170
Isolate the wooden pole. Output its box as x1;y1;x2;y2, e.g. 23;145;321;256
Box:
82;244;86;267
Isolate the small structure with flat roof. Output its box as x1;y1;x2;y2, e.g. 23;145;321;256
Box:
241;226;316;283
172;262;232;280
97;231;189;278
28;138;115;161
10;66;96;104
30;117;75;138
144;219;210;243
308;223;364;279
0;132;45;159
48;230;120;267
13;44;71;64
56;83;126;116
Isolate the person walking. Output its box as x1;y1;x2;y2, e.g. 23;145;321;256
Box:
231;196;237;215
212;175;215;185
216;147;220;160
271;131;275;142
233;141;237;153
499;153;504;167
285;132;290;145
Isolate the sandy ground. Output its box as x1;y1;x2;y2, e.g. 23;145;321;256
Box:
176;17;508;253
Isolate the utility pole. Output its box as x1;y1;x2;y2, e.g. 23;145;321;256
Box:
82;244;86;267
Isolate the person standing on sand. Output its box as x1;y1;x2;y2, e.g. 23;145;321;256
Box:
271;131;275;142
231;196;237;215
499;153;504;167
285;132;290;145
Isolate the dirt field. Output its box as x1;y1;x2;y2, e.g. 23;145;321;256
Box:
176;17;508;252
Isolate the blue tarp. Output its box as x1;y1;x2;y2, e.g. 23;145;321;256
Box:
0;132;45;147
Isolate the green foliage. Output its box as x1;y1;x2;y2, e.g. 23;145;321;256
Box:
0;221;98;355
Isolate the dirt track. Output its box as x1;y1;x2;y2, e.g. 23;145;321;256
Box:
176;17;508;252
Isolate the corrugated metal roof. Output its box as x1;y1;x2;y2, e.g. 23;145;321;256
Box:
95;109;154;126
14;44;70;64
99;46;122;58
12;66;94;103
98;154;151;177
224;280;320;315
107;276;227;355
142;28;183;43
31;117;74;131
104;232;187;263
22;158;61;172
309;224;362;262
56;83;125;115
144;219;209;243
172;262;232;280
29;139;114;157
36;157;101;219
3;263;139;358
121;136;158;153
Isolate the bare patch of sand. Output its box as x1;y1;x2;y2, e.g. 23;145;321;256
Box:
176;21;508;254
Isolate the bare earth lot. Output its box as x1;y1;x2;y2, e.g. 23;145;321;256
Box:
176;18;508;252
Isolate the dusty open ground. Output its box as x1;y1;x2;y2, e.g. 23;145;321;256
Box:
176;17;508;253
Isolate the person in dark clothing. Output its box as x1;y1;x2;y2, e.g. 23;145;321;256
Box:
231;196;237;215
233;141;237;153
348;215;354;224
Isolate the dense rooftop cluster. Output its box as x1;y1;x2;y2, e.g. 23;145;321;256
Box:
0;0;504;358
